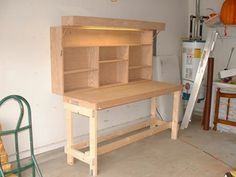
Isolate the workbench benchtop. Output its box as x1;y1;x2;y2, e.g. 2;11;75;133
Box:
64;80;182;109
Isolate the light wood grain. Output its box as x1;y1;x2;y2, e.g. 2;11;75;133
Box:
97;122;171;155
151;97;157;127
99;61;128;86
50;27;64;94
62;29;153;47
128;67;152;81
99;46;128;61
64;80;182;109
66;110;75;165
63;47;98;71
89;110;98;176
62;16;165;31
72;120;152;150
171;91;181;140
65;147;90;164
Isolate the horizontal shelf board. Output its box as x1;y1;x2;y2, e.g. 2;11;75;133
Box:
99;82;125;87
129;65;151;70
64;68;98;75
63;43;152;48
128;79;150;82
99;59;128;64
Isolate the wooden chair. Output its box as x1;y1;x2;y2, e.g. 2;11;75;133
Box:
213;88;236;130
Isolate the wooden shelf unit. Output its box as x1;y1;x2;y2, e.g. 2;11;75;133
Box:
50;16;182;177
50;16;165;95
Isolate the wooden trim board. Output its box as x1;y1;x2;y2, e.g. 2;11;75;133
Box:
62;16;165;31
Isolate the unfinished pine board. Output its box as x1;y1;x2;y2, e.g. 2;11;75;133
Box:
99;46;128;61
64;71;97;92
62;29;153;47
50;27;64;94
89;110;98;176
129;67;152;81
96;122;171;155
171;91;181;140
129;45;152;66
64;80;182;109
64;47;98;72
99;61;128;86
61;16;165;31
72;120;153;150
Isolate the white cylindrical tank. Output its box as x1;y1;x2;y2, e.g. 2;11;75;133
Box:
182;40;205;102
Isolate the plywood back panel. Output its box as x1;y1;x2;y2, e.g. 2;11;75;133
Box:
99;46;128;61
129;45;152;66
64;72;89;92
129;67;152;81
63;29;153;47
64;47;98;71
99;61;128;86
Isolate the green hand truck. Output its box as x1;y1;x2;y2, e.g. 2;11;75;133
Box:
0;95;43;177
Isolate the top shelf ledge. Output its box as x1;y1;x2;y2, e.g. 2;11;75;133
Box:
61;16;165;31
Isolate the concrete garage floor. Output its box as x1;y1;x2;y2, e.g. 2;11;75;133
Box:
36;117;236;177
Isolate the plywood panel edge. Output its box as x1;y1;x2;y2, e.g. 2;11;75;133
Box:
61;16;165;31
50;27;64;95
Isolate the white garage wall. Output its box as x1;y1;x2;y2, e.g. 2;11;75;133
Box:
0;0;188;156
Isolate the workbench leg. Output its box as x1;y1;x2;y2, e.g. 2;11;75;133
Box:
171;91;181;140
66;110;75;165
151;97;157;127
89;110;98;176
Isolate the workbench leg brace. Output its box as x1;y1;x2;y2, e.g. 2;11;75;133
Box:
64;91;180;176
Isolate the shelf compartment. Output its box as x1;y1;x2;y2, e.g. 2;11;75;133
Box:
129;67;152;82
129;45;152;67
62;28;153;47
99;46;128;61
63;47;98;72
99;61;128;87
64;71;98;92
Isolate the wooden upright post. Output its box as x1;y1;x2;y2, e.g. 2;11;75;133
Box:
151;97;157;127
171;91;181;139
66;110;75;165
202;57;214;130
89;110;98;176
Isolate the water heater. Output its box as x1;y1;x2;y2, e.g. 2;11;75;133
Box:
182;40;205;102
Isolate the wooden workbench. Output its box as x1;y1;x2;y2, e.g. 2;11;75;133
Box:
63;80;182;176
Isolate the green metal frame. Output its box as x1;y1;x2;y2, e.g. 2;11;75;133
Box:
0;95;43;177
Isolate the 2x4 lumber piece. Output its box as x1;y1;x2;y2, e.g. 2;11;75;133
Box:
62;16;165;31
97;122;171;155
64;103;93;117
89;110;98;176
72;120;152;150
171;91;181;140
151;97;157;127
66;110;75;165
65;147;90;164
